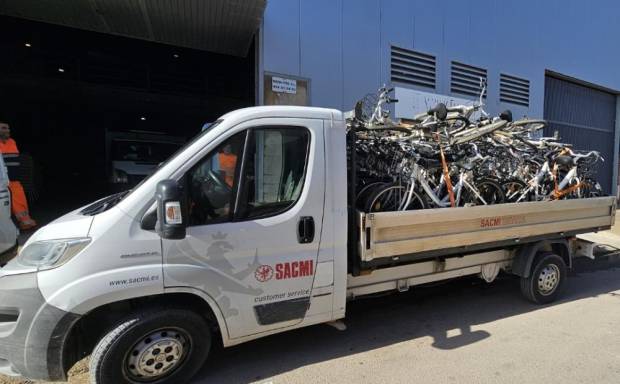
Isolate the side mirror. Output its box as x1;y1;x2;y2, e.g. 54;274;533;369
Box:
155;179;186;240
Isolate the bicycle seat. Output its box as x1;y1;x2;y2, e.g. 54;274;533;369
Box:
554;155;575;167
418;157;441;168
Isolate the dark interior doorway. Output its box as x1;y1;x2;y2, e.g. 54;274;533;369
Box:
0;16;255;217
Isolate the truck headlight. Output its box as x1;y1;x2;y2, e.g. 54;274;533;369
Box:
18;238;91;270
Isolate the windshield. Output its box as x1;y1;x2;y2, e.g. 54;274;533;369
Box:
81;119;224;215
112;140;181;163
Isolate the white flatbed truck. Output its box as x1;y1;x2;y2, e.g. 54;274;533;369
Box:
0;106;615;383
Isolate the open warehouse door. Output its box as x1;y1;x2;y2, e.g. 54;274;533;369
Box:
544;73;618;194
0;1;265;217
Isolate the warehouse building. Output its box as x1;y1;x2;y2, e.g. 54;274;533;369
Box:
0;0;618;212
258;0;620;195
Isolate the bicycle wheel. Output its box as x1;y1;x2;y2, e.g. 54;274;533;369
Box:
461;178;505;206
502;179;527;202
581;178;603;198
356;181;387;209
365;184;426;213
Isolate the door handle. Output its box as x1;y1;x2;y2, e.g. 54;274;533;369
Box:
297;216;315;244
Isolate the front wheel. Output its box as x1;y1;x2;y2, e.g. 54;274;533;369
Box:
520;252;567;304
90;308;211;384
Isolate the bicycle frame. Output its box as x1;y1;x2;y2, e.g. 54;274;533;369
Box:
405;164;488;208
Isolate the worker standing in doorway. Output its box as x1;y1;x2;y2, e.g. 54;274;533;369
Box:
0;121;37;230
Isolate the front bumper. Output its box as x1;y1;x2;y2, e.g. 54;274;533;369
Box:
0;272;80;380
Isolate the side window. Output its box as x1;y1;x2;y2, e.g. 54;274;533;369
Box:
187;131;245;226
236;127;310;220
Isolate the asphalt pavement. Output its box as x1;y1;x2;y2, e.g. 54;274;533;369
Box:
194;254;620;384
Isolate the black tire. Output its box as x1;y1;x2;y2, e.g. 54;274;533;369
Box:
520;252;567;304
90;308;211;384
460;178;505;206
365;184;426;212
356;181;387;209
501;179;527;202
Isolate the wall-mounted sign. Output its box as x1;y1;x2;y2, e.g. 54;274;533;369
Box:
272;76;297;94
264;74;308;106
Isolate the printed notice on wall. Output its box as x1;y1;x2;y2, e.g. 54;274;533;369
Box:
272;76;297;94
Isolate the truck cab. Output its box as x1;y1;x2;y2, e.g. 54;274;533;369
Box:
0;106;348;382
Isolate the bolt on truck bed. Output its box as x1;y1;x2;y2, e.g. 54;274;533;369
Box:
357;196;616;268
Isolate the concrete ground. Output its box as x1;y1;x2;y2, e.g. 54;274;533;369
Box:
195;254;620;384
1;252;619;384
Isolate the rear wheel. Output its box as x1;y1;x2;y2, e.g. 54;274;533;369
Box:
461;178;505;206
502;179;527;202
90;308;211;384
365;184;426;212
520;252;567;304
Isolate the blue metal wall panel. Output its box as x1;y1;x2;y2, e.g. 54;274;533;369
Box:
544;76;616;193
342;0;381;109
379;0;415;91
262;0;300;76
261;0;620;114
299;0;343;108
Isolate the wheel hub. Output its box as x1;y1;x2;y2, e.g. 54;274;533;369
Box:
126;329;189;381
537;264;560;296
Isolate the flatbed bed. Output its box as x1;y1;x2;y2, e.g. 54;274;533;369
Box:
358;196;616;265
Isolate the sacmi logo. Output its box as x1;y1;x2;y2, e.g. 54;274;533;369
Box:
255;260;314;282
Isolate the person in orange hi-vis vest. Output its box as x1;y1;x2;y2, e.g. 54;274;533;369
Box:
0;121;37;230
218;144;237;187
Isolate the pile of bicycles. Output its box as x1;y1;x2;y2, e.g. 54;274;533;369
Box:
348;83;604;213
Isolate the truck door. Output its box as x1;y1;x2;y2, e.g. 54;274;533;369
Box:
163;118;325;339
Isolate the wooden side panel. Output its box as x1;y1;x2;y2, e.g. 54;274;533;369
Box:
360;196;616;261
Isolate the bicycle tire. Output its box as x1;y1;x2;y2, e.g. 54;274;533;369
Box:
365;184;427;213
501;179;527;202
461;178;506;206
356;181;388;209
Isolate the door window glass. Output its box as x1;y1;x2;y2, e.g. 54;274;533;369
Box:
236;127;310;220
187;131;245;226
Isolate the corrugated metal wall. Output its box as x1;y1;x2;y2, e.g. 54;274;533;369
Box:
543;76;616;193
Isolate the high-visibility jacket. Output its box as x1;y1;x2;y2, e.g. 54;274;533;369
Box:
0;138;36;229
0;139;20;180
0;138;18;154
218;152;237;187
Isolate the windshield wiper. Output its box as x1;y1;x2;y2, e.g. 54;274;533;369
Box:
80;190;130;216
